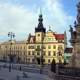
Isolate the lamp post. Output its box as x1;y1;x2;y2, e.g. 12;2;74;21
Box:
40;32;44;74
8;32;15;72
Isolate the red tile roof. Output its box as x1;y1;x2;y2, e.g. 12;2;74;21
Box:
54;34;64;40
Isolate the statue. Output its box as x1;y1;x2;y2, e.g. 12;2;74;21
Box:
69;25;73;40
74;21;77;28
77;1;80;24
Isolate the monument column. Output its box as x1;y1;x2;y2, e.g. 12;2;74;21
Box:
70;2;80;68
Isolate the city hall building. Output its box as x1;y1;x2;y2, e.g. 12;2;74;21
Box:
0;13;67;64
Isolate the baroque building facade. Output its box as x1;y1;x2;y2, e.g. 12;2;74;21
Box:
0;13;67;64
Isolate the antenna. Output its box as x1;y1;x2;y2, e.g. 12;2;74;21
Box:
40;7;42;15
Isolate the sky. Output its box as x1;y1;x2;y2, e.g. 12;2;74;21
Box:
0;0;78;46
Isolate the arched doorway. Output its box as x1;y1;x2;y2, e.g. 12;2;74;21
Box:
36;57;40;64
51;58;56;73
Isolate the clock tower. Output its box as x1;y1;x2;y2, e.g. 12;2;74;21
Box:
35;13;46;43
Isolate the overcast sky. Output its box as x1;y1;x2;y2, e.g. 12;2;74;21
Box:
0;0;78;45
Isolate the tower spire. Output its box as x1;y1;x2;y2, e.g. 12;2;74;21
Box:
35;9;46;33
38;13;43;25
40;7;42;15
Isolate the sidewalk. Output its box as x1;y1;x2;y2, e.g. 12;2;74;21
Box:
0;67;48;80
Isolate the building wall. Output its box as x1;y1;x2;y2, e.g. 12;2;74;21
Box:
64;53;72;63
0;31;65;64
0;41;27;63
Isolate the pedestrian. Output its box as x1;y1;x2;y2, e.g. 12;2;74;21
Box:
19;66;21;71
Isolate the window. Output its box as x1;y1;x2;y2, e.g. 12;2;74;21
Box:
14;46;15;49
48;59;50;63
0;46;1;49
28;46;34;49
43;59;45;62
28;51;31;55
43;51;46;56
53;51;56;56
58;52;62;56
37;45;40;49
18;52;19;56
32;51;34;55
16;46;17;49
37;52;40;55
48;38;51;41
58;40;63;42
24;46;25;49
48;45;51;49
24;52;26;55
28;58;30;62
36;45;41;51
58;45;63;50
59;60;62;63
20;52;22;56
66;56;71;60
53;45;56;49
20;46;22;49
5;46;7;49
48;51;51;56
43;46;46;49
32;59;34;62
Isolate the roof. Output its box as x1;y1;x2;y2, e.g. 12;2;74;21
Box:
27;35;35;43
0;40;27;45
65;48;73;53
15;41;27;44
54;34;64;40
27;33;64;43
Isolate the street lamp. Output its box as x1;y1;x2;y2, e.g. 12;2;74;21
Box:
8;32;15;72
40;32;44;74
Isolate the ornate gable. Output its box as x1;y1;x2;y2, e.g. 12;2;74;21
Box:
27;34;35;43
44;31;57;43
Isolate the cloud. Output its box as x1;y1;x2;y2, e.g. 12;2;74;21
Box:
0;0;75;45
43;0;74;32
0;2;38;41
41;0;75;46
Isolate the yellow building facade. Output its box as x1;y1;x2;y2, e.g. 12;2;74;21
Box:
0;13;67;64
0;41;27;63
